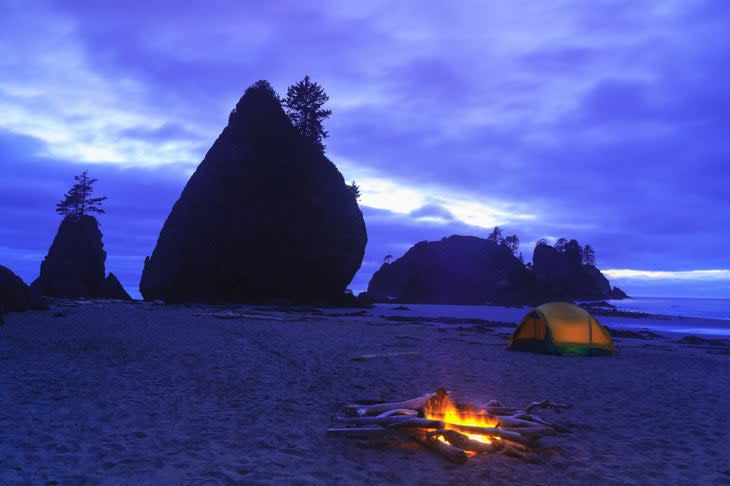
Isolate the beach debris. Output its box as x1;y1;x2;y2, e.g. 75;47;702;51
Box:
329;388;569;463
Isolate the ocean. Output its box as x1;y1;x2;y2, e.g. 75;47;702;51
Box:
608;296;730;321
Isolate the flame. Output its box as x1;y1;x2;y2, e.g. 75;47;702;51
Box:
424;390;500;447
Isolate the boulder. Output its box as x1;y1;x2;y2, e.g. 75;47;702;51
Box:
140;80;367;303
31;215;106;298
366;235;530;305
99;273;132;300
0;265;30;312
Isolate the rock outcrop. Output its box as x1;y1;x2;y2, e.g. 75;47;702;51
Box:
31;215;129;299
366;235;530;305
99;273;132;301
140;80;367;303
0;265;30;313
609;286;628;299
531;241;612;301
365;235;625;305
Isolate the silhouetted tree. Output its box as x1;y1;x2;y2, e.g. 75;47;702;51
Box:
487;226;503;244
503;234;519;255
347;180;361;200
55;171;107;221
536;238;550;247
582;244;596;266
283;75;332;151
554;237;568;253
564;239;583;264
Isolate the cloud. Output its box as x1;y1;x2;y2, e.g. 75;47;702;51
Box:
409;204;456;222
1;0;729;298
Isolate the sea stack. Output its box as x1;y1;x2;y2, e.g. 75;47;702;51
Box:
139;80;367;303
366;235;530;305
30;215;132;300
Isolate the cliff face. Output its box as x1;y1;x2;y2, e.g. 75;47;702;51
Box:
365;236;625;305
30;215;131;300
140;81;367;303
366;235;530;305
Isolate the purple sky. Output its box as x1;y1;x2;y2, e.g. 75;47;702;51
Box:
1;1;729;298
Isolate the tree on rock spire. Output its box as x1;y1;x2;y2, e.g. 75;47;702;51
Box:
55;171;107;221
283;75;332;151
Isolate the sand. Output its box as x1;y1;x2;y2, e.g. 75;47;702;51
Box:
1;301;729;485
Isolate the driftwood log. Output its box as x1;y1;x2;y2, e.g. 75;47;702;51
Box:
347;392;440;416
412;430;468;464
428;429;496;453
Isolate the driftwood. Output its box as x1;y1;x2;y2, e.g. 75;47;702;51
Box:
412;431;468;464
348;392;439;417
334;416;443;429
377;408;419;418
428;429;496;453
332;390;570;463
386;417;444;430
447;424;530;445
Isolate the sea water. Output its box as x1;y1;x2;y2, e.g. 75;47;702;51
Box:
609;296;730;321
375;299;730;338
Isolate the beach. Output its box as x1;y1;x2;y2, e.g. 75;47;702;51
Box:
1;301;729;485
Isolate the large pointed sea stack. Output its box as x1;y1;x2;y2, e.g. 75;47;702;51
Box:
140;81;367;303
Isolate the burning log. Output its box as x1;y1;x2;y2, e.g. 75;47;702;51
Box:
331;389;570;463
412;431;468;464
427;429;496;453
446;423;531;445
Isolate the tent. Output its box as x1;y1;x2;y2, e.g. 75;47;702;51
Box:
508;302;615;356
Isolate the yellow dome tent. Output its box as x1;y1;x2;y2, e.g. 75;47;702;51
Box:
508;302;615;356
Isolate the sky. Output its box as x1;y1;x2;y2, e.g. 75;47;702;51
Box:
1;0;729;299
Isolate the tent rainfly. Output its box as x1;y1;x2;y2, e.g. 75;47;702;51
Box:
508;302;615;356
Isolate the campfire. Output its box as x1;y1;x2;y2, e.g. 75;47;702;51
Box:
328;388;569;463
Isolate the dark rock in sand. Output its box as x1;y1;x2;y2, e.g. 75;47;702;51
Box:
366;235;530;305
0;265;30;312
140;81;367;303
99;273;132;300
31;215;106;298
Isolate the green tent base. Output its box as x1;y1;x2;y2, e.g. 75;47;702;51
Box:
508;302;616;356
